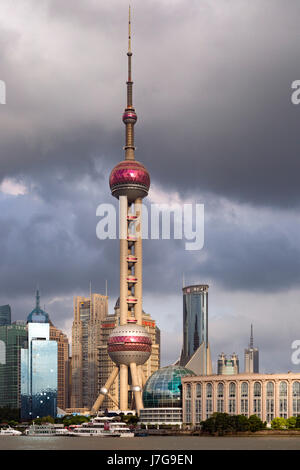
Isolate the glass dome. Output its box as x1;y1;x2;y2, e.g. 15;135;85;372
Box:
142;365;195;408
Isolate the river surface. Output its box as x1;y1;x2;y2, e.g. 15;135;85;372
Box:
0;435;300;450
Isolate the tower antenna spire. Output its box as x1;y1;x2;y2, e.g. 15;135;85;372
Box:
128;5;131;55
250;324;254;349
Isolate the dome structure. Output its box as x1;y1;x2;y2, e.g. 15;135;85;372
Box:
109;160;150;202
108;324;152;366
142;365;196;408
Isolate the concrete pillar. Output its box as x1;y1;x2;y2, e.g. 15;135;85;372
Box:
134;198;143;326
120;364;128;411
91;366;119;413
130;362;143;413
119;196;128;326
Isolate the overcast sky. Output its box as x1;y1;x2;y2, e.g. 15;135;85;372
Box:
1;0;300;373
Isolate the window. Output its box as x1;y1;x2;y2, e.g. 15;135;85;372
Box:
240;382;249;416
253;382;262;418
217;383;224;413
228;382;236;415
266;382;274;422
185;384;191;423
293;382;300;417
195;384;202;424
206;383;213;418
279;381;288;419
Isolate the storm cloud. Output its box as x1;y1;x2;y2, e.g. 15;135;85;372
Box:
0;0;299;370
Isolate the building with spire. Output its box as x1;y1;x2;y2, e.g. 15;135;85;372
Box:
244;324;259;373
21;290;58;419
71;292;108;409
91;8;155;415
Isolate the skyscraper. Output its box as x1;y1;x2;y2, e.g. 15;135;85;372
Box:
244;324;259;373
0;323;27;408
71;293;108;408
0;304;11;326
91;9;153;415
21;322;57;420
217;353;239;375
180;285;212;375
98;298;160;411
50;324;70;410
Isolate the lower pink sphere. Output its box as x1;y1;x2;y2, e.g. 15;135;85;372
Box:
108;324;152;366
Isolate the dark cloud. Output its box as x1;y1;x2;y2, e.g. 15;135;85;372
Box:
0;0;299;371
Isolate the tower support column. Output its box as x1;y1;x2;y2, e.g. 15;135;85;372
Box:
119;363;128;411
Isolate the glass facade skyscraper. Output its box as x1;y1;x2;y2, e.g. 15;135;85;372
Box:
21;322;58;420
0;324;27;408
0;305;11;326
180;285;209;370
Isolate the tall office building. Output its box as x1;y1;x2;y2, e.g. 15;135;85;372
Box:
0;305;11;326
97;298;160;411
0;323;27;408
50;325;70;410
21;321;57;420
180;285;212;375
217;353;239;375
71;293;108;408
244;324;259;373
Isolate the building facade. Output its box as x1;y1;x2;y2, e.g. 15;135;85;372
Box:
244;324;259;373
50;324;70;410
21;322;57;420
182;373;300;425
180;285;209;374
71;293;108;408
0;323;27;408
218;353;239;375
97;298;160;411
0;305;11;326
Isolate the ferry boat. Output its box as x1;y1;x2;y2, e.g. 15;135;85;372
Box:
0;427;22;436
68;416;134;437
24;424;69;436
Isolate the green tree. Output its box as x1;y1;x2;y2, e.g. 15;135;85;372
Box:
248;414;265;432
271;417;287;430
295;416;300;429
286;416;296;429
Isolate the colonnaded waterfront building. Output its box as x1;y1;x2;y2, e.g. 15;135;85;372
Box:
182;373;300;425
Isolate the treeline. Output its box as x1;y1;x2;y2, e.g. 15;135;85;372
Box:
200;412;266;435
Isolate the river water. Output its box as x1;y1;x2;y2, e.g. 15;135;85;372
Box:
0;435;300;450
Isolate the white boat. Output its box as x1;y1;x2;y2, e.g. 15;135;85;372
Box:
0;427;22;436
24;424;68;436
68;416;134;438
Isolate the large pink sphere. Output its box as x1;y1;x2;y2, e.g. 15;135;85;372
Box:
108;324;152;366
109;160;150;202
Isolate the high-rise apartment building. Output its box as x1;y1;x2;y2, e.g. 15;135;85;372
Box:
97;298;160;411
0;323;27;408
71;293;108;408
244;324;259;373
0;305;11;326
217;353;239;375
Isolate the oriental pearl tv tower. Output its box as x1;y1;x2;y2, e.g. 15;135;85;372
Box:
91;8;151;415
